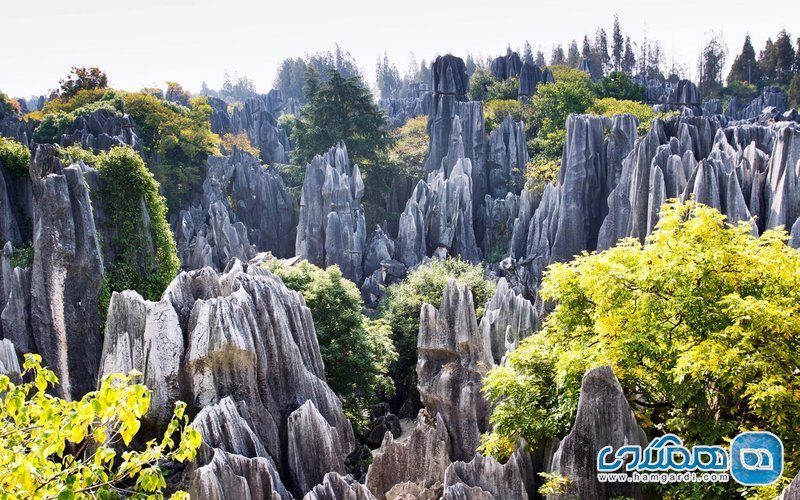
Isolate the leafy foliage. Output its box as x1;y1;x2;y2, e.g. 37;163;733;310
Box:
529;78;595;157
122;93;219;211
0;136;31;177
0;91;21;115
9;244;34;269
483;99;533;134
482;200;800;495
0;353;200;499
220;132;260;157
96;146;180;312
33;90;125;144
486;77;519;101
594;71;645;101
588;97;672;135
467;68;497;102
264;259;397;432
293;70;391;168
790;74;800;108
378;259;496;404
51;67;108;100
386;115;428;180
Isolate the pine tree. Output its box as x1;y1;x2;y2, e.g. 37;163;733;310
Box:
582;35;592;60
612;15;624;72
523;41;534;65
623;37;636;74
759;38;777;82
535;50;546;67
593;28;610;78
773;30;796;85
727;35;760;84
567;40;581;67
551;44;566;65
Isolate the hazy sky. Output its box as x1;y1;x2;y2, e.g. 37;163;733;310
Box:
2;0;798;98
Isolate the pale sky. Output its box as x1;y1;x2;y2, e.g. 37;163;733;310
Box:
1;0;798;99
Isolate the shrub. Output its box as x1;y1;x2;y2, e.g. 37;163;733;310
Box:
484;99;522;133
9;244;34;269
33;90;124;144
51;67;108;100
96;146;180;310
0;136;31;177
482;200;800;496
378;259;496;402
594;71;646;101
789;74;800;109
0;91;21;115
524;154;561;185
530;80;595;156
0;353;200;498
57;144;98;166
468;68;497;101
723;80;759;101
486;77;519;101
547;64;593;86
220;132;260;157
264;259;397;432
588;97;665;135
387;115;428;180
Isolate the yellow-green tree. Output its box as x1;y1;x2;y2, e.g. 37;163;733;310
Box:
482;200;800;497
0;354;201;499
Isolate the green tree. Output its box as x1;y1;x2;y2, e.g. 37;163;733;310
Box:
482;200;800;496
727;35;761;84
51;67;108;100
165;81;191;107
274;58;309;102
96;146;180;309
387;115;428;180
376;53;401;99
594;71;646;101
0;353;200;499
530;78;595;156
772;30;797;86
790;73;800;108
698;33;728;98
265;259;396;431
566;40;581;68
293;70;391;168
588;97;671;135
0;91;21;115
378;259;496;410
468;68;497;101
0;136;31;177
612;15;624;72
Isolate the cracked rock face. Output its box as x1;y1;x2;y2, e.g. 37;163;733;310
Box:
295;143;367;283
547;366;647;500
99;259;353;497
175;149;296;271
417;279;493;462
304;472;376;500
365;412;453;500
443;449;533;500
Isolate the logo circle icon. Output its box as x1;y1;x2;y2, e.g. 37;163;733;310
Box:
730;432;783;486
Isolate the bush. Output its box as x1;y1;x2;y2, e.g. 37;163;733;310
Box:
0;91;21;115
547;64;593;86
0;353;200;498
482;200;800;496
588;97;662;135
468;68;497;102
378;259;496;402
387;115;428;179
33;90;124;144
9;244;34;269
220;132;260;157
96;146;180;311
0;136;31;177
57;144;98;166
723;80;759;101
264;259;397;433
51;66;108;99
530;80;595;156
486;77;519;101
524;154;560;186
484;99;533;133
594;71;646;101
789;74;800;109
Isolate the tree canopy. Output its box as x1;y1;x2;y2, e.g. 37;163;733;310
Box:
482;200;800;496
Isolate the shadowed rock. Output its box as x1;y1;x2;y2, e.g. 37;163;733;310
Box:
417;279;493;462
365;412;452;500
443;449;532;500
547;366;647;500
304;472;376;500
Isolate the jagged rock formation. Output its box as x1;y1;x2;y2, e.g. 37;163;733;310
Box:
361;227;407;308
443;450;532;500
189;397;290;499
667;79;701;110
175;149;296;270
478;278;537;364
304;472;376;500
0;338;21;382
729;86;790;121
295;143;366;283
365;412;453;500
487;116;528;197
433;55;469;96
60;108;139;151
517;63;543;97
547;366;647;500
0;152;34;245
417;279;493;462
218;92;291;165
99;259;354;497
489;51;522;81
782;471;800;499
380;85;432;128
480;193;518;261
22;146;105;400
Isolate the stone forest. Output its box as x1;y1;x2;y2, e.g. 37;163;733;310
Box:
1;12;800;500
